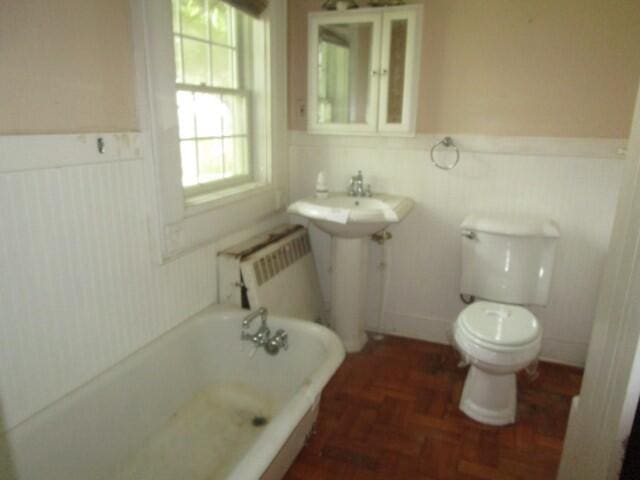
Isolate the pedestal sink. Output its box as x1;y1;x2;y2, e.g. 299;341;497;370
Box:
288;193;414;352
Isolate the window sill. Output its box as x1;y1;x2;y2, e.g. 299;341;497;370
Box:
184;181;276;218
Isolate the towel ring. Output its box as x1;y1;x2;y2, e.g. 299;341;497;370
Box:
430;136;460;170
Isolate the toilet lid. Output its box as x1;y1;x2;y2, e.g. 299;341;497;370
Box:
458;301;540;347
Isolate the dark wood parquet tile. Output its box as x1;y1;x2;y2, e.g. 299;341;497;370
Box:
283;335;582;480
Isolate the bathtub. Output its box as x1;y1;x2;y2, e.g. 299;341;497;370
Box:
4;304;345;480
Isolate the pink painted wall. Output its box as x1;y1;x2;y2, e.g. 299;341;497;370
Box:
289;0;640;138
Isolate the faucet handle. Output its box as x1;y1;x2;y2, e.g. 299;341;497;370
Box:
252;326;271;346
274;329;288;350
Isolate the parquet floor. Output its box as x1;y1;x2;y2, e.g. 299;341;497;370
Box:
284;335;582;480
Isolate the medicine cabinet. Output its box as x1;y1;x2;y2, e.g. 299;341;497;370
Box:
307;5;422;136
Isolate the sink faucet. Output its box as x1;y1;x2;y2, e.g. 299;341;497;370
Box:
348;171;372;197
241;307;288;355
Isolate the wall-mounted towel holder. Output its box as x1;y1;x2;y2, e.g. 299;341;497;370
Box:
430;136;460;170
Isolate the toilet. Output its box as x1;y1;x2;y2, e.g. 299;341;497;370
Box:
453;214;560;426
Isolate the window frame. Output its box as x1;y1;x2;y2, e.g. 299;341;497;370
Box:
130;0;288;261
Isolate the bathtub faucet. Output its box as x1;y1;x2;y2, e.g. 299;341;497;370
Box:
242;307;268;330
241;308;289;355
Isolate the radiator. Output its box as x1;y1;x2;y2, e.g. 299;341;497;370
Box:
218;225;325;323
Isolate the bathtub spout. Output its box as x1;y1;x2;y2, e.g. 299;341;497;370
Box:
242;307;271;347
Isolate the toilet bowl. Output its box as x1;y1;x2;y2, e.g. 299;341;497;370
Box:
453;301;541;425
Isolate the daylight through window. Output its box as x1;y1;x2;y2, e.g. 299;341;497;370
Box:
172;0;251;192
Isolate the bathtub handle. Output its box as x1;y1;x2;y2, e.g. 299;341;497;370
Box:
265;329;288;355
275;329;288;350
242;307;268;330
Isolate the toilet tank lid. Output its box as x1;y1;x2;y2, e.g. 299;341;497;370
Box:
461;214;560;238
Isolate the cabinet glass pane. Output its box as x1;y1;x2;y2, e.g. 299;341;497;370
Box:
316;22;372;125
386;19;408;124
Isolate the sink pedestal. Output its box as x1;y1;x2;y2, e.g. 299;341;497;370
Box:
331;237;369;352
287;192;415;352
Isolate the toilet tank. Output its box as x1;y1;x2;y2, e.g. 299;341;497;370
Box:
460;214;560;306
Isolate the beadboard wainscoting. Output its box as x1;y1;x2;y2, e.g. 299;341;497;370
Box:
288;132;626;366
0;133;285;431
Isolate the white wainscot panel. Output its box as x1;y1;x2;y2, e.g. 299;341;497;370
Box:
0;140;217;430
288;132;624;366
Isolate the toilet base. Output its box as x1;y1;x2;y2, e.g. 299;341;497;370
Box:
459;365;517;426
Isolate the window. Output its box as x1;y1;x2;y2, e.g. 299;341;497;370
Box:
172;0;252;194
131;0;286;259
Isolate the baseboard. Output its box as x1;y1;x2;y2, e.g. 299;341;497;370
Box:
370;310;587;367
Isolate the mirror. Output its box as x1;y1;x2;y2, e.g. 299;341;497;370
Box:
316;22;373;125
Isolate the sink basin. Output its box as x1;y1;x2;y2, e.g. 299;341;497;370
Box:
287;193;414;238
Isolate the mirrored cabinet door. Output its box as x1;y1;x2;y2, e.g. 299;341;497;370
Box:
307;5;422;136
308;12;382;134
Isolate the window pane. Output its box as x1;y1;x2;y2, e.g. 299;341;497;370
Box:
183;38;210;85
209;1;233;46
221;94;246;136
180;140;198;187
198;139;224;184
180;0;208;40
194;92;223;137
174;36;183;83
172;0;180;33
224;136;248;177
177;91;196;139
211;45;234;88
173;0;251;191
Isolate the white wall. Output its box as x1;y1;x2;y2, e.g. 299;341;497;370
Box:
0;133;284;431
289;132;625;366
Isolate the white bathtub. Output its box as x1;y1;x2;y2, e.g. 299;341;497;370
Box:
4;304;345;480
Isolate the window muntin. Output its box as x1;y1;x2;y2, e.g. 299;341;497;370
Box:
172;0;251;193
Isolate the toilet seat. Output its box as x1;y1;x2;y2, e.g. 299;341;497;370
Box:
458;301;540;350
